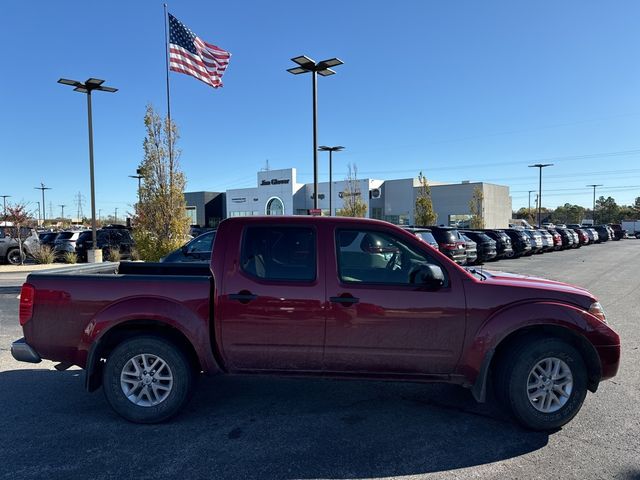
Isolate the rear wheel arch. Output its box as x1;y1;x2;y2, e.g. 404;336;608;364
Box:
86;320;201;392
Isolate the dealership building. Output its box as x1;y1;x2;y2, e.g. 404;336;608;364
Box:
189;167;512;228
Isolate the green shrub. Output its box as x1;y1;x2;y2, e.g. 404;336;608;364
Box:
129;248;141;261
63;252;78;264
132;230;186;262
32;245;55;264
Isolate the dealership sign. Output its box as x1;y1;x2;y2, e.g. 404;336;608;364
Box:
261;178;290;186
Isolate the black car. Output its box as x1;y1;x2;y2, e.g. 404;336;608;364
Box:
427;226;467;264
402;227;440;250
461;231;497;263
504;229;532;257
38;232;59;248
76;226;134;262
481;229;514;258
592;225;610;243
161;230;217;263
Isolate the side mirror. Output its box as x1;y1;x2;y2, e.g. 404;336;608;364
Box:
411;264;445;290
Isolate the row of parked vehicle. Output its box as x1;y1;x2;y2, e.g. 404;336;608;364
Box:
402;223;622;265
38;225;135;262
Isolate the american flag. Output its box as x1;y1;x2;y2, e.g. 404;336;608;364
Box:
168;13;231;88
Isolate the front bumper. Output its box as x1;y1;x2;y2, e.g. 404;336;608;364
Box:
596;344;621;381
11;338;41;363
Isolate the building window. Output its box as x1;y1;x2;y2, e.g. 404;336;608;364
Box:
371;207;383;220
186;206;197;225
265;197;284;216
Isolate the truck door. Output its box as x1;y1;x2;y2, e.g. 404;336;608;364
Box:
219;224;326;371
323;227;467;375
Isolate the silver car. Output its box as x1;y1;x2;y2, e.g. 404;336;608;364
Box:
0;227;40;265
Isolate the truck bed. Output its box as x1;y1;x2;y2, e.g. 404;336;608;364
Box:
22;261;213;370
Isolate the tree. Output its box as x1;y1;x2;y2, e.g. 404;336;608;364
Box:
551;203;586;225
5;202;32;265
132;105;190;261
595;196;620;224
468;186;484;229
335;163;368;218
414;171;437;226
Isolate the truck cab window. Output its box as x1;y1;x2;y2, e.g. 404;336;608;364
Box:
336;229;441;285
241;227;316;281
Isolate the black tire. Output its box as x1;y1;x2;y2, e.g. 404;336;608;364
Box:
495;336;588;431
6;248;24;265
102;336;193;423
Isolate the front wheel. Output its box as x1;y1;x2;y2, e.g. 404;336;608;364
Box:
6;248;24;265
496;337;588;430
102;336;194;423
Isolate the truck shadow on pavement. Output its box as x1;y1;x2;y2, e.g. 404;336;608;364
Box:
0;369;549;479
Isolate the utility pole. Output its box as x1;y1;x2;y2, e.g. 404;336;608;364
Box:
528;164;553;227
587;184;603;224
75;192;85;222
1;195;10;224
59;204;66;224
35;202;41;226
527;190;535;221
114;207;118;224
34;183;51;225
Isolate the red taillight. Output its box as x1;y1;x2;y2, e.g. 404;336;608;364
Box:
19;283;35;326
441;243;457;250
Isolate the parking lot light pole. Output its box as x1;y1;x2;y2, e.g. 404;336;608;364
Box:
129;169;144;206
1;195;10;225
287;56;343;211
34;183;51;226
318;146;344;216
587;184;603;224
58;78;118;262
528;163;553;227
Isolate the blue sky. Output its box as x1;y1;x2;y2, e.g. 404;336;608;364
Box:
2;0;639;219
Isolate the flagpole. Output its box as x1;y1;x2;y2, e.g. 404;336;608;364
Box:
163;3;173;168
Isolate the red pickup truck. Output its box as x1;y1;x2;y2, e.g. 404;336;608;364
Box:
12;216;620;430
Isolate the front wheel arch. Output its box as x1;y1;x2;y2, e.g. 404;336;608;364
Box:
472;324;602;403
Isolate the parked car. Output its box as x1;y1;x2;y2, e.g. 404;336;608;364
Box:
523;229;544;254
585;228;599;244
0;227;40;265
11;216;621;430
402;227;440;250
75;226;134;262
38;232;59;249
460;233;477;265
593;225;610;243
461;231;497;263
608;224;625;241
544;228;563;251
572;228;590;246
555;227;576;249
428;226;467;264
53;231;83;258
504;229;532;257
481;229;514;259
538;229;555;252
621;220;640;239
161;230;217;263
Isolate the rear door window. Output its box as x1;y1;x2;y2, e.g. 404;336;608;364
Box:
241;227;316;282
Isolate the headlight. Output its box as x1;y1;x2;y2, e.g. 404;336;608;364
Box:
588;302;607;324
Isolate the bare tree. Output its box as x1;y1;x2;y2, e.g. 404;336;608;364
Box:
336;163;367;218
5;202;32;265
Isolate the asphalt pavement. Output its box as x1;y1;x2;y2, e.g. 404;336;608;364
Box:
0;241;638;479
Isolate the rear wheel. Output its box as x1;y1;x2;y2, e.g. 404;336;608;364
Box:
102;336;193;423
495;337;588;430
7;248;24;265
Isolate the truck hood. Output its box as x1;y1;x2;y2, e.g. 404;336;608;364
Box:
481;270;595;307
